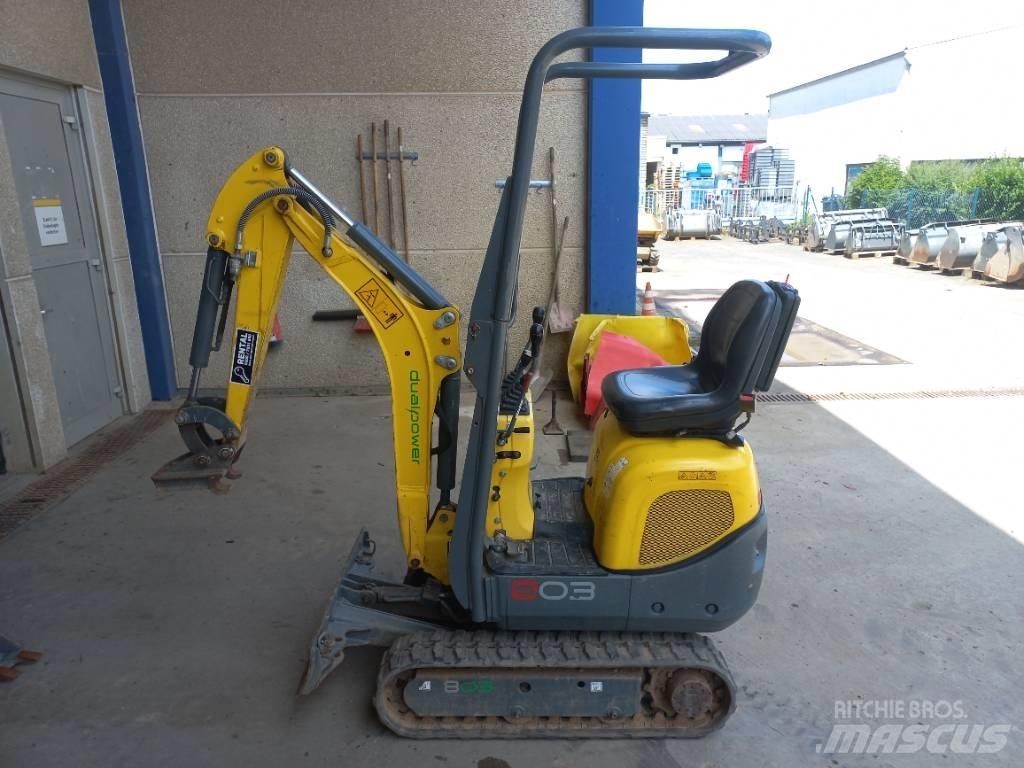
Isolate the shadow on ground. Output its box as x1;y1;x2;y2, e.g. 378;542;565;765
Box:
0;392;1021;767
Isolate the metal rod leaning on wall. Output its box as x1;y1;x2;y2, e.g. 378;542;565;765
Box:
397;126;411;263
548;146;557;329
383;119;396;249
370;121;380;236
356;133;368;224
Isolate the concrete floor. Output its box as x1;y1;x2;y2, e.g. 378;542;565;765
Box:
647;236;1024;394
2;239;1023;766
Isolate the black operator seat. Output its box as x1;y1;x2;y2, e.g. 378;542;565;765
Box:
602;280;800;436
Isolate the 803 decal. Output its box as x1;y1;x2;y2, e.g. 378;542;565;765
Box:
510;578;595;602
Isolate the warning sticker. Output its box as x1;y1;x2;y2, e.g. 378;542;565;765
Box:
679;470;717;481
355;278;404;329
230;329;259;386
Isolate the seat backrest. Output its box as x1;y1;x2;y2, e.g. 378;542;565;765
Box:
694;280;781;395
756;281;801;391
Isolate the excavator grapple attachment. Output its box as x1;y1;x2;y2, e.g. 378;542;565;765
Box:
151;400;241;493
151;451;235;493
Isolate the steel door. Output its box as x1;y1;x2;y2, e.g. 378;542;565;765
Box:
0;76;123;446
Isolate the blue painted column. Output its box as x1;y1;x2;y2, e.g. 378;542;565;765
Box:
588;0;644;314
89;0;177;400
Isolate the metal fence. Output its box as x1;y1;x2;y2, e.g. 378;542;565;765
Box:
643;183;1024;230
641;184;803;223
850;188;979;229
975;187;1024;222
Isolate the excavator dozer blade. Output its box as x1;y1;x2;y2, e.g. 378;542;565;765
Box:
297;529;445;696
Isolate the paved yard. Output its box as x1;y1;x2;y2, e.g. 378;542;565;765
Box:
646;236;1024;393
1;237;1022;766
646;237;1024;541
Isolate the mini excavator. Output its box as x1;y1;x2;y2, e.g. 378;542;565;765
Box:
154;27;799;738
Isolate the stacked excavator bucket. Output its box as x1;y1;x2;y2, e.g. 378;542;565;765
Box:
908;222;949;267
934;221;1021;273
664;208;722;240
804;208;887;251
982;225;1024;284
841;219;904;258
904;219;999;270
893;228;916;264
889;218;1024;285
973;227;1009;278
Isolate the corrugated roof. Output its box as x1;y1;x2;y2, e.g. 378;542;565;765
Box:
647;114;767;144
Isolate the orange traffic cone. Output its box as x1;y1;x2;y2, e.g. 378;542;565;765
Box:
641;282;657;316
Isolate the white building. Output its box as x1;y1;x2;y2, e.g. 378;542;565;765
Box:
768;26;1024;198
645;114;767;182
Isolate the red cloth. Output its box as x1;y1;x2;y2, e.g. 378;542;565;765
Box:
583;331;668;417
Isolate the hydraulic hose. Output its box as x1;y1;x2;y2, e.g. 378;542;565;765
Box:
235;187;335;256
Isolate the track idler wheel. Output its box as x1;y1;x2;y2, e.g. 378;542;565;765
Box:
647;665;731;728
668;669;717;720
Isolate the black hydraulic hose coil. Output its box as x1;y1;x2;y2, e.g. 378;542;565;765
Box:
236;187;335;255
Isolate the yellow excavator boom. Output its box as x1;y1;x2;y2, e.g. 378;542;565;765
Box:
155;147;461;583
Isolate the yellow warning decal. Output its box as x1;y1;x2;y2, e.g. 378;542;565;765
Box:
355;278;404;329
679;470;717;481
32;198;61;207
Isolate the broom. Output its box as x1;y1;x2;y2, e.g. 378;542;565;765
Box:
545;215;574;333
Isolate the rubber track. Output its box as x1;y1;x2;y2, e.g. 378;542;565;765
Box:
375;629;735;739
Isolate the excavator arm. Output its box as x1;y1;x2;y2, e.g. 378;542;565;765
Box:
153;147;462;582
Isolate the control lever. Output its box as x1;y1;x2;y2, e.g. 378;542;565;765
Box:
496;307;545;446
522;305;546;388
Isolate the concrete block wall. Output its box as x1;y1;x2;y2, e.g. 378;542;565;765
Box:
0;0;103;87
0;0;149;469
123;0;588;392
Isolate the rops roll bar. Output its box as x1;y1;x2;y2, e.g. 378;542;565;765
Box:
497;27;771;322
